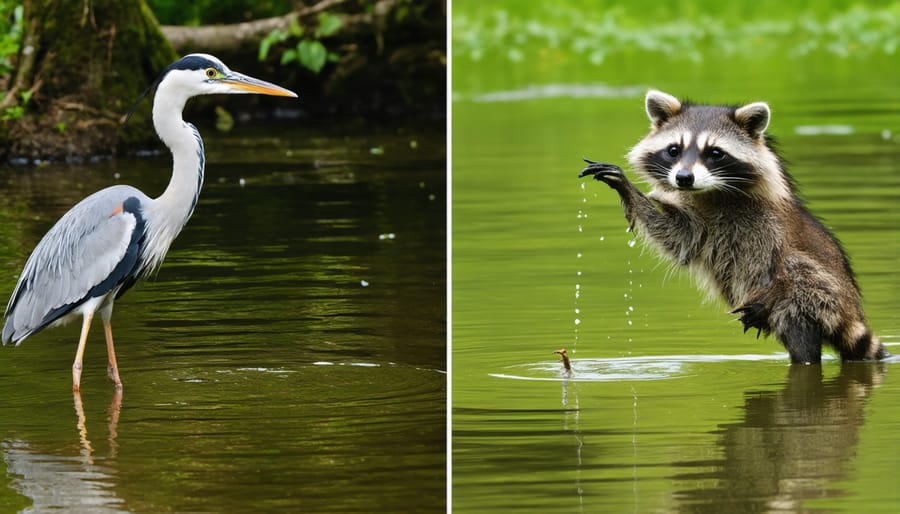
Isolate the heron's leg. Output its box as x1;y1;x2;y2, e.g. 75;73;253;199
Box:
102;316;123;390
73;311;94;392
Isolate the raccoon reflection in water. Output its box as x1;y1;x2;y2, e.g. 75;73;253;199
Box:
580;90;886;364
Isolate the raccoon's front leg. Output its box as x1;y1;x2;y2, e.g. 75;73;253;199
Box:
731;303;770;339
579;160;705;263
579;160;653;227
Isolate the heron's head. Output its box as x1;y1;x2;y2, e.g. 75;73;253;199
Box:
159;53;298;98
124;53;297;124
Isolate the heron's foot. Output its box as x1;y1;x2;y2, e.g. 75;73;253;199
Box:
107;365;123;390
579;159;627;190
72;362;83;392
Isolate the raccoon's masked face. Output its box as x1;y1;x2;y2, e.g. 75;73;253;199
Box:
648;132;739;191
627;90;778;196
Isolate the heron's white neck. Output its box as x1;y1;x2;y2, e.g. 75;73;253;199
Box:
143;83;205;271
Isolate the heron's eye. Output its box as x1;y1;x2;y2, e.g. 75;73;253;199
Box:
665;145;680;159
205;68;217;79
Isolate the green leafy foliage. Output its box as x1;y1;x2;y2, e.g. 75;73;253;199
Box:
259;12;343;74
0;1;23;75
146;0;294;25
393;0;431;23
297;40;328;73
259;29;288;61
2;90;31;120
316;12;342;38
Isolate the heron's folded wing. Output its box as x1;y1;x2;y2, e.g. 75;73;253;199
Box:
4;191;139;342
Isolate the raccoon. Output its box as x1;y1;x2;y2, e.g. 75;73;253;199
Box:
579;90;886;363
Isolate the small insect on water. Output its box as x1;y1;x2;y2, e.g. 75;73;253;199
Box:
554;349;572;373
580;90;886;364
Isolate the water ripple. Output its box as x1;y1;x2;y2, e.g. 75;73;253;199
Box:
458;83;645;103
490;353;811;382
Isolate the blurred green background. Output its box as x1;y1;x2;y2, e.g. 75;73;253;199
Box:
453;0;899;95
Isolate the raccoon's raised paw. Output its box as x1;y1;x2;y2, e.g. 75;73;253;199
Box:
579;159;626;189
731;303;770;339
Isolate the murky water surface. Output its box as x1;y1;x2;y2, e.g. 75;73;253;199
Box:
0;120;445;512
452;49;899;513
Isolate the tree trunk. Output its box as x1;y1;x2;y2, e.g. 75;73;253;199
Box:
0;0;177;162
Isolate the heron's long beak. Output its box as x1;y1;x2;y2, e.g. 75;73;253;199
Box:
221;72;298;98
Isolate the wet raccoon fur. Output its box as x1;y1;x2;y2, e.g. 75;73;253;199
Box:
580;90;885;363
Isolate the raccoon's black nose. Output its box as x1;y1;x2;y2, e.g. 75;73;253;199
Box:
676;169;694;188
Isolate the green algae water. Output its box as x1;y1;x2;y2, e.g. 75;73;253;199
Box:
452;1;899;512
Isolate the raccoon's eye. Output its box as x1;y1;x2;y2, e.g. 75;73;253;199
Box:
708;147;727;161
665;145;680;159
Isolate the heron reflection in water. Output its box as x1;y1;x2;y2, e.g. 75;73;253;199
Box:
2;54;297;391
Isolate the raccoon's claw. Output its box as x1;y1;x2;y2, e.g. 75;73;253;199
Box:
579;160;626;190
579;159;623;178
732;303;769;339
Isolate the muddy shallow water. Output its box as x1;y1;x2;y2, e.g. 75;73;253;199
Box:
0;120;446;513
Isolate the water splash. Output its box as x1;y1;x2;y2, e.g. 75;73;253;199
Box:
574;248;582;350
624;260;635;334
624;229;641;337
575;193;586;352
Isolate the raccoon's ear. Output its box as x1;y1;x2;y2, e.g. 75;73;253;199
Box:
734;102;771;139
645;90;682;129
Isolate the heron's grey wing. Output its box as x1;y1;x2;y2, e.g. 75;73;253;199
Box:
2;185;148;344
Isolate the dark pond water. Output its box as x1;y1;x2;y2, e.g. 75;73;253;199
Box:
451;42;899;514
0;120;446;512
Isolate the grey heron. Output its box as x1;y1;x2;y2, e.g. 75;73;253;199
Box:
2;54;297;391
